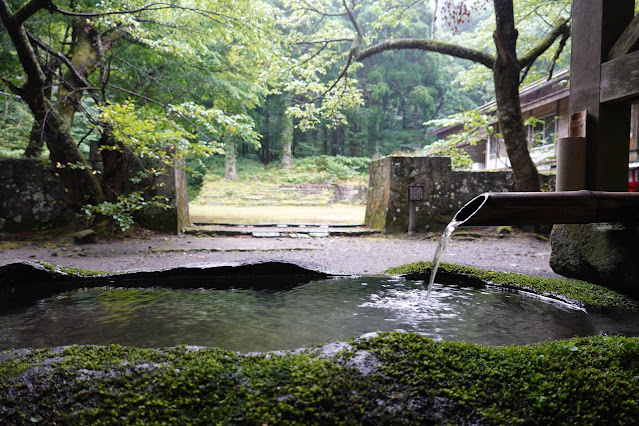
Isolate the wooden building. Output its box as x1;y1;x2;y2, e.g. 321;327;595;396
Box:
427;69;570;172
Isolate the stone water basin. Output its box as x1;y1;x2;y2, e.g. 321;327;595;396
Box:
1;260;638;352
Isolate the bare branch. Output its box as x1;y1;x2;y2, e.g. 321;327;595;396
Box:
305;1;363;104
547;24;570;79
26;32;91;89
295;1;346;17
53;2;254;31
295;38;353;46
518;18;570;69
52;2;179;18
12;0;55;26
357;38;495;68
0;0;46;86
107;83;167;108
0;77;21;96
112;55;174;101
27;32;105;107
343;0;363;40
519;63;532;85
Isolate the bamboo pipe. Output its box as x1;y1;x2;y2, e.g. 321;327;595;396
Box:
453;190;639;226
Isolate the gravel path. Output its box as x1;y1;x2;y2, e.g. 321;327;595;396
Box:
0;229;563;279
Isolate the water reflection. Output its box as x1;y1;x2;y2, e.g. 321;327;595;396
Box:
1;277;638;352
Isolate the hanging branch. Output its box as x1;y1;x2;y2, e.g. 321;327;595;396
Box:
519;63;532;84
547;24;571;80
518;17;570;69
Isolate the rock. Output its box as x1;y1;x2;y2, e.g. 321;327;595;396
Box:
309;232;329;238
497;226;513;234
550;223;639;295
73;229;96;244
252;232;281;238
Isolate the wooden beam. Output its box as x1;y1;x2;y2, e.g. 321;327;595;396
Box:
570;0;634;191
608;12;639;60
601;50;639;103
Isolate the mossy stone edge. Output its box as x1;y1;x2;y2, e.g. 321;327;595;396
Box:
384;261;639;311
1;333;639;424
0;259;340;312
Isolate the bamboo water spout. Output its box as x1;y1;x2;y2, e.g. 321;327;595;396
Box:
454;190;639;226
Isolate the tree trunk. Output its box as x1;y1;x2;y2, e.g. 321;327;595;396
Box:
280;110;293;170
323;126;329;155
24;57;55;158
55;21;100;135
349;123;358;157
372;121;381;159
24;86;104;207
98;127;128;202
224;134;239;180
336;126;344;155
24;120;44;158
431;0;438;39
261;107;270;165
492;0;540;192
0;1;103;208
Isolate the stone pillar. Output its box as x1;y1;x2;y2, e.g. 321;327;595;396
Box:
134;158;189;234
365;156;455;233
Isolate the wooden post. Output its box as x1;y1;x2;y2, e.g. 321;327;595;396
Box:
569;0;634;191
631;104;639;162
556;111;587;191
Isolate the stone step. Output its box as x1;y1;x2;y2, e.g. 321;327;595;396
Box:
185;223;380;238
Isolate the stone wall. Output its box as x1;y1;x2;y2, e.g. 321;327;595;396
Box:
0;158;188;234
0;159;75;232
365;156;554;233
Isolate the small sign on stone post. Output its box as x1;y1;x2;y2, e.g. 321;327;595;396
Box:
407;184;424;236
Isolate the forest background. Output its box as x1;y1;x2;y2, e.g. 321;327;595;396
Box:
0;0;571;229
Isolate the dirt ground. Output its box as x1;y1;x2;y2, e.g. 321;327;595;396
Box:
0;228;564;278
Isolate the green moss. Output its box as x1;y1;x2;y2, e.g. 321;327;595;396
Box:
384;261;639;310
34;261;108;278
1;334;638;424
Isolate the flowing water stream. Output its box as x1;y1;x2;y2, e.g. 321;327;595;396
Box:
427;220;462;299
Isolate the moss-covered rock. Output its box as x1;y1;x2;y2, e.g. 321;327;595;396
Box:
550;223;639;295
1;333;638;424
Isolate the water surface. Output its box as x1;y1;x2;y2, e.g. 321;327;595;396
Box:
1;277;637;352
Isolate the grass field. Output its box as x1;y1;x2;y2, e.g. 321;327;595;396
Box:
189;204;366;225
188;156;370;225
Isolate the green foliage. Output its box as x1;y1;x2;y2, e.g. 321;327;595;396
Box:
172;102;260;150
99;101;195;160
423;108;500;168
2;0;277;232
191;155;370;190
303;155;371;180
82;192;169;232
0;97;33;157
422;139;473;169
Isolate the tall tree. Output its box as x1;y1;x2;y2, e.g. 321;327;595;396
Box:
289;0;571;191
1;0;273;211
0;0;104;208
